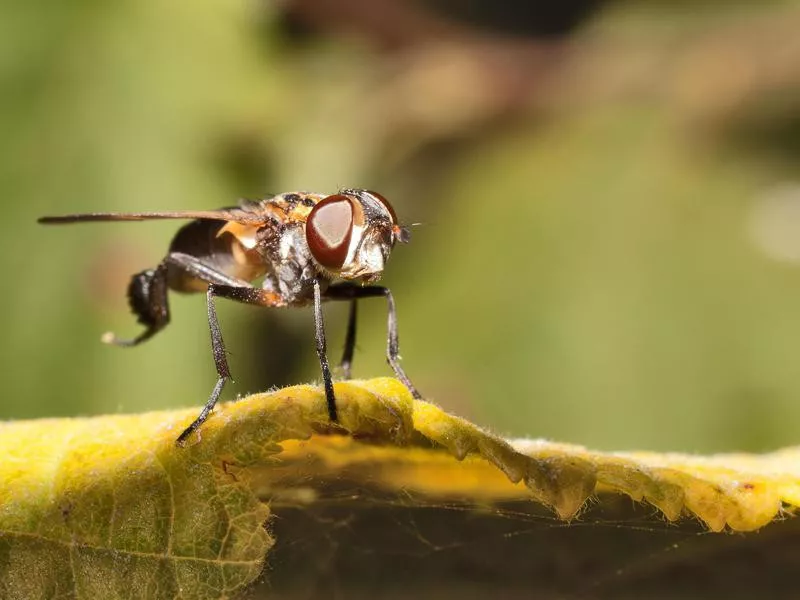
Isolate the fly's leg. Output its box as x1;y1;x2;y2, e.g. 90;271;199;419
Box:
205;279;342;425
174;277;291;443
105;251;250;348
313;280;338;422
194;278;341;424
339;299;357;379
148;251;340;440
166;252;250;287
324;284;422;400
103;263;170;346
175;285;233;445
374;287;422;399
158;252;259;445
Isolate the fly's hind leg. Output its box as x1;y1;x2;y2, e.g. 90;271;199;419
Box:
103;263;170;347
163;252;260;445
174;284;233;445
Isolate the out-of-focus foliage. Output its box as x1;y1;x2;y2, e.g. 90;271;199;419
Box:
3;0;800;453
2;379;798;599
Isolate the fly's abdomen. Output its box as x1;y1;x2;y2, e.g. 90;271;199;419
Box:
167;219;267;292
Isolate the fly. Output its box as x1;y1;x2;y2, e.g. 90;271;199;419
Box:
39;189;422;444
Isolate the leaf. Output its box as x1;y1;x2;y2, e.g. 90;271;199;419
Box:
0;378;797;599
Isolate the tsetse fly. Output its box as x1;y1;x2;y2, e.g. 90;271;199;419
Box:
39;189;421;444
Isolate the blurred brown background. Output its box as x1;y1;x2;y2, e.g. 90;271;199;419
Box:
3;0;800;452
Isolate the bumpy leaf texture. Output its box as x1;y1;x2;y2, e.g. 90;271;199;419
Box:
0;378;797;599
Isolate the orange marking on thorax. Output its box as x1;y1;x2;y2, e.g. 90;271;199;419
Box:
218;221;259;250
216;222;267;282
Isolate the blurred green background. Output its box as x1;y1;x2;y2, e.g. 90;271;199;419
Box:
3;0;800;452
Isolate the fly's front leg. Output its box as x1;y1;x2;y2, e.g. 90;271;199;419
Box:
374;287;421;399
339;299;357;379
314;280;338;422
324;284;422;400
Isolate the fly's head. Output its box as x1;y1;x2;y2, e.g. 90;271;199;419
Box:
305;189;410;283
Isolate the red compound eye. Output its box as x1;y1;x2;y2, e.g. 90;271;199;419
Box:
366;190;397;223
306;195;354;269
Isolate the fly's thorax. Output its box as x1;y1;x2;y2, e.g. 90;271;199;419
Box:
265;192;325;224
256;221;318;305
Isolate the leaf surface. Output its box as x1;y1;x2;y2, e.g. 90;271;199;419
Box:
1;378;797;598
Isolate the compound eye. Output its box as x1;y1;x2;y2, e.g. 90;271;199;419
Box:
366;190;398;223
306;194;354;270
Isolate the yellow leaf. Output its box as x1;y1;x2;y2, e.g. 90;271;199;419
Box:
0;378;797;598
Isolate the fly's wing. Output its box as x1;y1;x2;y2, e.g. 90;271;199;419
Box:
38;206;266;225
